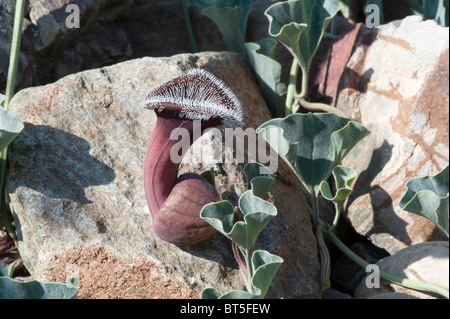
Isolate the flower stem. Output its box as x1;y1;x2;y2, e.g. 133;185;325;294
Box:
327;231;449;299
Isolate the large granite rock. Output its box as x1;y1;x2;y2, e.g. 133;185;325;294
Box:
7;52;321;298
312;16;449;254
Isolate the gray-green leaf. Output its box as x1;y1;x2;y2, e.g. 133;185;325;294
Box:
257;113;370;195
201;250;283;299
265;0;340;74
249;250;283;298
399;165;449;237
200;190;277;251
188;0;259;56
0;104;24;151
0;277;78;299
411;0;449;27
0;261;15;278
320;165;356;228
245;39;287;118
244;162;275;198
200;167;216;188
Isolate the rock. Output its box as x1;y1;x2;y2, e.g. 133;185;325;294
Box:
1;0;134;91
311;16;449;254
366;292;420;299
321;288;353;299
331;241;388;295
7;52;321;298
1;0;284;93
355;242;449;299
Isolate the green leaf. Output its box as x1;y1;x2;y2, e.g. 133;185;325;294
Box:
230;183;243;197
201;287;222;299
408;0;449;26
217;289;259;299
257;113;370;196
0;277;78;299
265;0;340;75
245;39;287;118
249;250;283;298
200;167;216;188
0;261;14;278
319;165;356;228
399;165;449;237
201;250;283;299
243;162;275;198
0;106;24;151
336;0;353;20
200;190;277;251
188;0;259;56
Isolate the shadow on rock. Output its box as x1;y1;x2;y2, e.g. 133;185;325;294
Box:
345;140;412;246
8;123;116;204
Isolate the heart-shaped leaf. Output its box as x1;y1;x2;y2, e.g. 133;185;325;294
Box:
200;190;277;251
244;162;275;198
257;113;370;195
0;105;24;151
188;0;259;56
320;165;356;228
399;165;449;237
265;0;340;75
202;250;283;299
248;250;283;297
245;39;287;118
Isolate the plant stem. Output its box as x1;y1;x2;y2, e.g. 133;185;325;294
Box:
327;231;450;299
182;0;199;53
312;194;331;291
285;58;299;117
298;98;348;118
242;247;253;293
1;0;26;242
0;150;14;240
298;63;309;100
4;0;26;110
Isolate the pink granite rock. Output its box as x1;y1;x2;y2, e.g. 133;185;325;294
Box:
312;16;449;254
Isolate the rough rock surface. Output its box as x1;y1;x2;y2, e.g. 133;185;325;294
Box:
1;0;134;90
1;0;284;92
312;16;449;254
355;242;449;299
7;52;320;298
